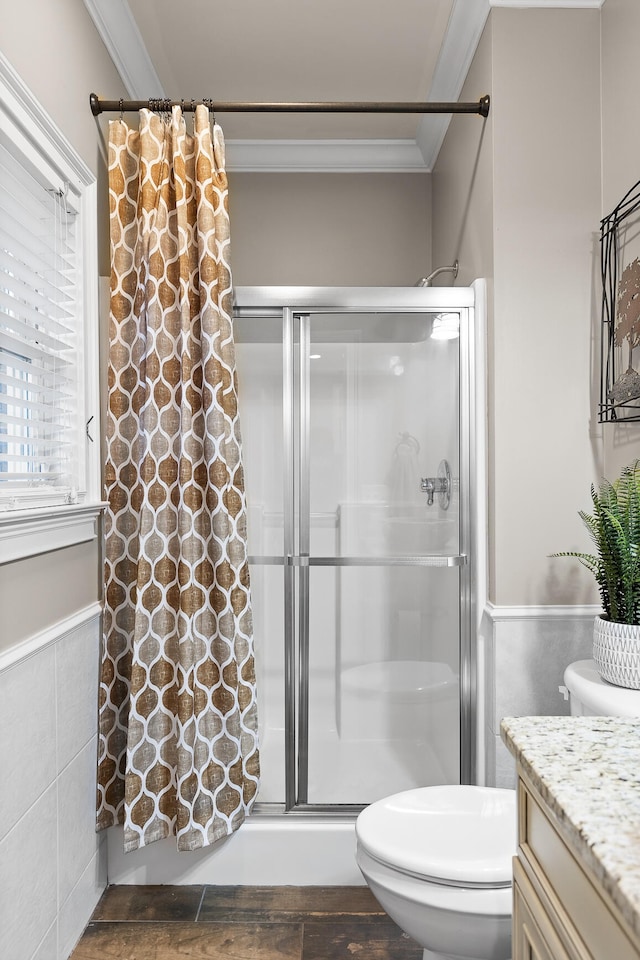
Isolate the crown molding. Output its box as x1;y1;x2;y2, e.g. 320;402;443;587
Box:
225;139;428;173
417;0;491;170
82;0;483;171
83;0;602;172
82;0;164;98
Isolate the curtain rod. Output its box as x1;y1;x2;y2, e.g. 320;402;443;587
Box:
89;93;490;118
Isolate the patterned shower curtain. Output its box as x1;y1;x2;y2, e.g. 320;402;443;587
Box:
97;105;260;852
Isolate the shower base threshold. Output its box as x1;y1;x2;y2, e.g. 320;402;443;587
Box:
105;816;363;886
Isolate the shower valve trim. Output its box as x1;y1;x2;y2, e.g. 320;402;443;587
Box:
420;459;451;509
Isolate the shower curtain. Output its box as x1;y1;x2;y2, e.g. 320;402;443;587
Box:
97;105;260;852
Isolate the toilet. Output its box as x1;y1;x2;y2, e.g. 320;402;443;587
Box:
563;658;640;715
356;785;516;960
356;659;640;960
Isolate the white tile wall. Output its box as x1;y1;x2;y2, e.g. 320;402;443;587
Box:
0;646;57;842
483;605;596;787
0;607;106;960
32;924;58;960
58;844;106;960
0;785;59;960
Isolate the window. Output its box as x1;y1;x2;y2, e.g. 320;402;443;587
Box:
0;53;102;561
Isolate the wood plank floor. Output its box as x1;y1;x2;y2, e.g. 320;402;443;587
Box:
70;885;423;959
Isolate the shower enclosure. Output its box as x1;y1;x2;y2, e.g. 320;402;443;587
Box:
233;286;482;815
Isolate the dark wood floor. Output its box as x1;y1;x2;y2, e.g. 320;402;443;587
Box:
70;885;423;959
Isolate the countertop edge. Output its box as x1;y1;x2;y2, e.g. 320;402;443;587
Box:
501;715;640;941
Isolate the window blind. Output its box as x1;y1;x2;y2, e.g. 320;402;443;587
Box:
0;139;81;503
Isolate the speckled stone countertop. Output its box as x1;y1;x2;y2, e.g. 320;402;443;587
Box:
501;716;640;939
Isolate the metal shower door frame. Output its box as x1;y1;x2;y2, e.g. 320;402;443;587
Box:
234;286;480;814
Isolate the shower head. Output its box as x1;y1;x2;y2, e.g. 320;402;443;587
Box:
415;260;459;287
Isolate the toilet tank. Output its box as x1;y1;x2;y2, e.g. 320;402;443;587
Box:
564;659;640;716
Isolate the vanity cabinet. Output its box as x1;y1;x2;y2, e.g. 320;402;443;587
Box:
513;770;640;960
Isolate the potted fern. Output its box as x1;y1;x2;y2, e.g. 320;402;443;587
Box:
553;460;640;689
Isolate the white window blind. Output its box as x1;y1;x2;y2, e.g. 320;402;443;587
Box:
0;52;101;562
0;127;84;506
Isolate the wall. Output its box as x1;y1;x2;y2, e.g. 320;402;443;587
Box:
491;7;602;608
0;0;123;641
431;17;494;295
436;8;602;609
432;7;603;786
229;172;431;286
0;610;104;960
0;2;126;957
601;0;640;477
0;542;98;656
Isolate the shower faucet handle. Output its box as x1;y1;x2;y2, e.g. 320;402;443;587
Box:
420;460;451;510
420;476;436;505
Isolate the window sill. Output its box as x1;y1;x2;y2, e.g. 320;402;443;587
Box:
0;502;108;564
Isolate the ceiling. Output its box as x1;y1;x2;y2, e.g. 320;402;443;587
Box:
84;0;494;171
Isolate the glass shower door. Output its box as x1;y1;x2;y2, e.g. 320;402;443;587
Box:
234;293;473;812
298;310;464;807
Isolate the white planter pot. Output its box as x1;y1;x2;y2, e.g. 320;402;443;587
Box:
593;615;640;689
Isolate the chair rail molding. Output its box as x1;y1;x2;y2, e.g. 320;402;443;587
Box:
485;601;601;621
0;601;102;674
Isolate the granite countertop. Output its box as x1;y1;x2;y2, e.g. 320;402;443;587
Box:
501;716;640;939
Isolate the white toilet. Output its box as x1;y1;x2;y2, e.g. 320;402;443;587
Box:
564;658;640;715
356;784;516;960
356;659;640;960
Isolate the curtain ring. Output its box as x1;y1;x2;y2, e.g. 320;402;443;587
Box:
119;98;124;121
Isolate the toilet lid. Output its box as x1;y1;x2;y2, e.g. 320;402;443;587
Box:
356;785;516;887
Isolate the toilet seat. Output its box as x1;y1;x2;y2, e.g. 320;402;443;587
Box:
356;785;516;888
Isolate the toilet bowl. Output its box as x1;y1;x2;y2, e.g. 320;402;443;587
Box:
356;785;516;960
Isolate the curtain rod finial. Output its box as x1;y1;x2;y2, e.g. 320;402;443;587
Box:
479;95;490;118
89;93;101;117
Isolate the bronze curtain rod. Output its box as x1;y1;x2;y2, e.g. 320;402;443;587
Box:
89;92;490;117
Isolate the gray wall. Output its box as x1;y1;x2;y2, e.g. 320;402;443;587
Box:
229;171;431;287
431;6;607;786
0;4;126;957
433;7;602;609
1;0;126;646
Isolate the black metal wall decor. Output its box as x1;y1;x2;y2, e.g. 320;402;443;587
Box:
600;178;640;422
